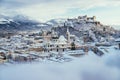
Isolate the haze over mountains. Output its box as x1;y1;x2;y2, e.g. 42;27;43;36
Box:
0;14;119;33
111;25;120;30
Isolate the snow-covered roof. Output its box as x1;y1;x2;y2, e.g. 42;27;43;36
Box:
67;50;85;54
59;35;67;41
0;56;4;59
115;38;120;42
70;34;75;37
0;50;7;53
56;35;67;44
109;36;115;40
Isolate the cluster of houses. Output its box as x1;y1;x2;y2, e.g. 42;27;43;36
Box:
0;28;76;63
0;27;91;63
0;15;120;63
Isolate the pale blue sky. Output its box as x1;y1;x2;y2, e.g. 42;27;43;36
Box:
0;0;120;25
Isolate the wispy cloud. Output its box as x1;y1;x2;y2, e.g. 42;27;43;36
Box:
0;0;120;24
1;0;119;9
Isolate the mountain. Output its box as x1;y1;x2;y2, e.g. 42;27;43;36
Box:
111;25;120;30
0;14;119;39
0;14;52;32
48;15;120;41
46;18;67;27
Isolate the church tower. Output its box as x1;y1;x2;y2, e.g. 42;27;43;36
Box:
51;28;55;37
66;27;70;43
42;30;47;41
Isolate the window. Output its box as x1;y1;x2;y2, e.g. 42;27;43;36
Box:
50;45;52;47
50;49;52;51
48;45;49;47
63;49;64;52
57;49;59;52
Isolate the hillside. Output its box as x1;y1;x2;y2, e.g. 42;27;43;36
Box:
0;15;119;39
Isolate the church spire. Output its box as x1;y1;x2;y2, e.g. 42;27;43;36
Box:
66;27;70;43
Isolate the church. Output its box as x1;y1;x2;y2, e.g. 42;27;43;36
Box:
42;27;76;52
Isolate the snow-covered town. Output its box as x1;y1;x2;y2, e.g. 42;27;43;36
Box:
0;15;120;64
1;0;120;80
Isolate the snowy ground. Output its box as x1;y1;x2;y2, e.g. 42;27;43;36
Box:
0;49;120;80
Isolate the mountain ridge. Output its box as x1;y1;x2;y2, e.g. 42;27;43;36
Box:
0;14;119;39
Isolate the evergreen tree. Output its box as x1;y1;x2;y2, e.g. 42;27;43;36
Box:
71;42;76;50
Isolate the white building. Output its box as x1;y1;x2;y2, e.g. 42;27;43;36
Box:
43;35;67;52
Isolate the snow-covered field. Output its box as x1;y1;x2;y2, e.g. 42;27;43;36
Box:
0;50;120;80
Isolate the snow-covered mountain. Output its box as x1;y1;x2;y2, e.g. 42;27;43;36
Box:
46;17;100;32
0;14;117;32
0;14;13;24
46;18;67;27
0;14;119;40
0;14;52;32
111;25;120;30
46;16;120;42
